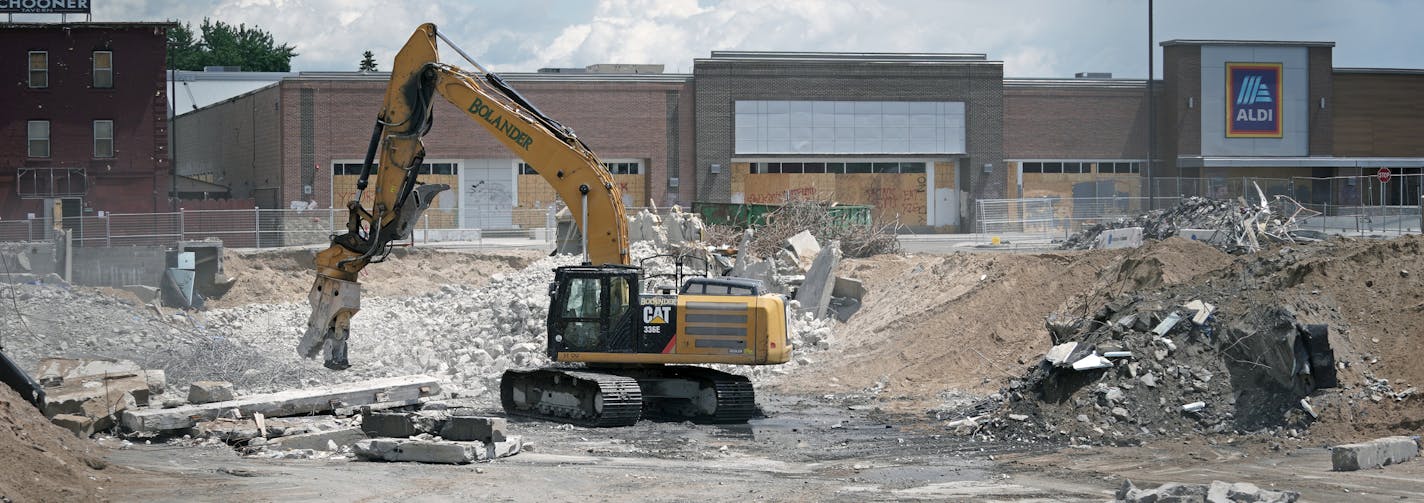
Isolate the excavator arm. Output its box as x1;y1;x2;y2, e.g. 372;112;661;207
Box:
299;23;629;369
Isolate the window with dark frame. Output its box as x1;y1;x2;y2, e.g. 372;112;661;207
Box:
93;51;113;88
29;51;47;88
93;120;114;158
1022;162;1043;173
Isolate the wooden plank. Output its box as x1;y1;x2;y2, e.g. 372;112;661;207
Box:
121;375;442;433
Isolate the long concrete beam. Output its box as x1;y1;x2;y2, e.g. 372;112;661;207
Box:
121;375;442;433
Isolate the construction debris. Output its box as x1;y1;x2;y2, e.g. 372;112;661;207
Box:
1116;480;1298;503
121;375;441;433
1332;436;1419;471
353;435;522;464
186;380;236;404
1061;193;1322;254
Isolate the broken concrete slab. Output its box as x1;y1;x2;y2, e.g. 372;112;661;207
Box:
361;411;420;438
1094;226;1143;249
1332;436;1419;471
34;357;143;387
354;438;488;464
439;416;506;443
794;240;841;319
50;414;97;438
784;230;821;271
1071;353;1113;371
121;285;160;304
1183;299;1215;325
1044;342;1079;366
831;276;865;301
1152;311;1183;336
188;381;236;404
487;437;523;459
122;375;442;433
42;369;164;426
730;229;754;277
270;427;366;451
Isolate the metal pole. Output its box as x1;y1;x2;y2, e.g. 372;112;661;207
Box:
178;208;185;243
105;216;111;247
254;207;261;248
1146;0;1156;210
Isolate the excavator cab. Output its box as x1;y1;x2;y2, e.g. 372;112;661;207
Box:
547;265;641;356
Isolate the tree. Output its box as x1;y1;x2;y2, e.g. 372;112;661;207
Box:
359;50;378;72
167;18;298;72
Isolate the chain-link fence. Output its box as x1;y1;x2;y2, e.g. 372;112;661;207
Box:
982;175;1424;242
0;205;695;249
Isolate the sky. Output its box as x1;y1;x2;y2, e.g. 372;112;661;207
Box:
20;0;1424;77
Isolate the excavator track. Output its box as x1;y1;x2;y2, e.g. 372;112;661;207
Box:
501;369;643;427
667;366;756;423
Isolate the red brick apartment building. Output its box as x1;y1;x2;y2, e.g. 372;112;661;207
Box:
0;22;174;222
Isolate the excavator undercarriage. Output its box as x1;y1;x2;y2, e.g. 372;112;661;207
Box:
500;366;755;427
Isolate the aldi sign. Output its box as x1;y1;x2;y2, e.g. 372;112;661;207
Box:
1226;62;1283;138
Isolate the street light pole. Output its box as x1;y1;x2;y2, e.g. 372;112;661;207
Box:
1147;0;1156;210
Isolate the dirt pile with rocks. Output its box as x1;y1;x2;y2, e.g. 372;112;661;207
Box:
984;235;1424;444
0;384;110;502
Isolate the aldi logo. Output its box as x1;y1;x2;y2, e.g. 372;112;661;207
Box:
1226;63;1283;138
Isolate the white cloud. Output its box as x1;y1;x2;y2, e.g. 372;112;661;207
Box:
77;0;1424;76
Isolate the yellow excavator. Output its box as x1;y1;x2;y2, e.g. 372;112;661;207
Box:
300;24;791;426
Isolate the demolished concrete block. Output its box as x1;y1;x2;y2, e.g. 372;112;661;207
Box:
354;438;482;464
50;414;97;438
1332;436;1419;471
361;412;420;438
1094;226;1143;249
1071;353;1113;371
188;381;236;404
487;437;523;459
34;357;143;387
121;285;160;303
270;427;366;451
831;276;865;301
794;241;841;319
1183;299;1215;325
731;229;754;277
1152;312;1183;336
785;230;822;271
1182;401;1207;413
664;212;686;245
1044;342;1079;366
439;416;507;443
43;369;162;419
122;375;442;433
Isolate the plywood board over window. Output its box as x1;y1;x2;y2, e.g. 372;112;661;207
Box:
730;163;930;225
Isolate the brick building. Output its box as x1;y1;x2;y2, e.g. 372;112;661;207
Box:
175;71;691;228
0;22;174;223
173;39;1424;232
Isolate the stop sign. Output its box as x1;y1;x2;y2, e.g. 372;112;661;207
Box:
1378;167;1392;183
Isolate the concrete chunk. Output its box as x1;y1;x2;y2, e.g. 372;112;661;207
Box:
34;357;143;386
354;438;482;464
270;427;366;451
122;375;442;433
794;241;841;319
1044;342;1079;366
361;412;420;438
188;381;236;404
50;414;97;438
831;276;865;301
784;230;821;271
1332;436;1419;471
440;416;507;443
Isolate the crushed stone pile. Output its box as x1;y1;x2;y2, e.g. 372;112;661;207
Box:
1059;196;1317;253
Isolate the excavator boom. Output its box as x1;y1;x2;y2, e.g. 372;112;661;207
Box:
299;23;628;369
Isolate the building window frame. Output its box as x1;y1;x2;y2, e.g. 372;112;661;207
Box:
28;120;51;158
93;50;113;88
93;120;115;158
29;51;49;88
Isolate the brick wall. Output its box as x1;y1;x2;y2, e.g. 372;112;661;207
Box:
0;23;174;219
174;85;280;201
1003;84;1149;159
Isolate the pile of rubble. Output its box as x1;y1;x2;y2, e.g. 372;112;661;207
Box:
1116;480;1299;503
1060;194;1322;254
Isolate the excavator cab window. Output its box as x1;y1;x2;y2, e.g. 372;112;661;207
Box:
548;267;641;354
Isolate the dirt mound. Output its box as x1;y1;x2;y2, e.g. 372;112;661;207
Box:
209;247;544;308
984;235;1424;444
777;238;1235;411
0;384;109;501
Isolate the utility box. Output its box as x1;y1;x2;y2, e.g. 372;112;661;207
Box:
166;251;195;270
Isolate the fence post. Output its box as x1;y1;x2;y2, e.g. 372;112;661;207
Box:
423;214;429;245
1419;195;1422;235
105;215;111;247
254;207;261;248
178;208;185;242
